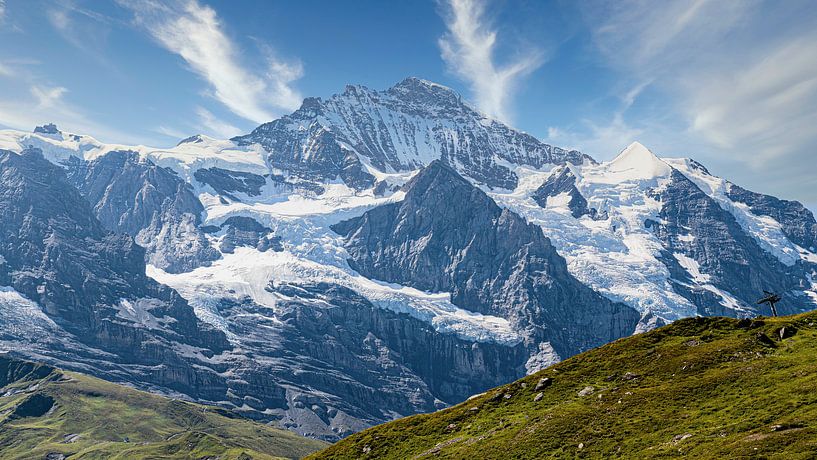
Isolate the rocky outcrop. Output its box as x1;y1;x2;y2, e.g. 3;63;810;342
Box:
332;160;639;358
233;108;375;191
194;167;267;200
533;166;606;219
65;150;219;273
205;216;283;253
219;281;527;439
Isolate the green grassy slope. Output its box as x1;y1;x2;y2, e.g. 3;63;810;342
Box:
312;312;817;459
0;355;327;459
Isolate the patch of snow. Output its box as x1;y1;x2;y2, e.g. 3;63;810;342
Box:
545;191;573;210
673;253;711;283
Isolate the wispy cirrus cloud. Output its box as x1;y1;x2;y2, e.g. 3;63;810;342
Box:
194;106;241;139
118;0;302;124
0;81;149;145
564;0;817;207
438;0;543;122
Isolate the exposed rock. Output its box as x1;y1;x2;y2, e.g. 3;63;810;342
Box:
578;386;595;397
534;377;552;391
34;123;60;135
533;166;606;220
673;433;693;443
777;326;796;340
727;183;817;251
64;150;219;273
332;160;639;358
0;148;230;399
649;169;807;316
11;394;54;418
533;392;544;402
755;332;776;348
216;216;281;253
194;167;267;199
234;78;587;190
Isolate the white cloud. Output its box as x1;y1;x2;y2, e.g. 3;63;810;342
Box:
578;0;817;205
547;113;644;159
438;0;543;122
46;8;70;31
30;85;68;108
0;83;147;145
154;125;189;141
195;106;241;139
0;0;5;21
119;0;302;124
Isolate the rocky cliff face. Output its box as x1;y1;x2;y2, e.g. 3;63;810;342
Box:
727;182;817;251
234;77;588;190
649;169;810;316
65;150;219;273
332;160;640;359
532;166;606;220
0;147;229;397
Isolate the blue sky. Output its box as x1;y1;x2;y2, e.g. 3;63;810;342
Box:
0;0;816;209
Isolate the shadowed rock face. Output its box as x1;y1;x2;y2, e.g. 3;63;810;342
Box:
234;78;588;191
233;114;376;191
0;148;229;395
244;281;527;439
194;167;267;200
332;160;639;358
65;150;219;273
727;182;817;251
648;169;809;316
214;216;283;253
533;166;607;220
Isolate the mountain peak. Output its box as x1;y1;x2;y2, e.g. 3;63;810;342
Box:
387;77;462;105
606;141;672;180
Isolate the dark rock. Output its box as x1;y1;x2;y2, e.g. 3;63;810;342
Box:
34;123;60;135
64;150;219;273
216;216;279;254
11;394;54;418
777;326;796;340
534;377;552;391
194;167;267;199
755;332;776;348
649;169;808;317
727;183;817;251
533;166;606;220
0;148;230;400
332;160;639;358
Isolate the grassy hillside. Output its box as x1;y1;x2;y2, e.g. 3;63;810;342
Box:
311;312;817;459
0;355;327;459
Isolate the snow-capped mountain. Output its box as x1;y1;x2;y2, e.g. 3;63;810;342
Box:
1;79;816;440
